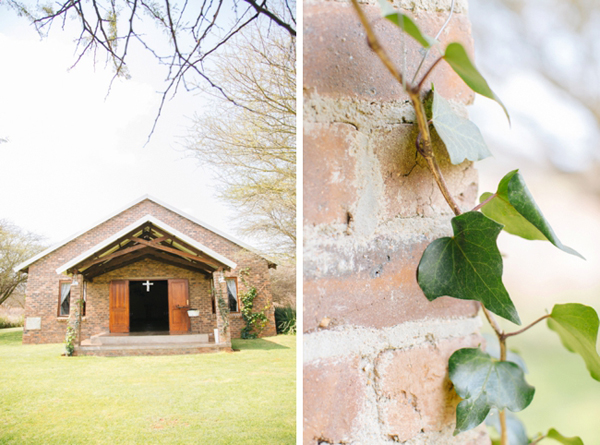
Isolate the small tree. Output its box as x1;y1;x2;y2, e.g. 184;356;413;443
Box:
270;264;296;307
0;220;45;306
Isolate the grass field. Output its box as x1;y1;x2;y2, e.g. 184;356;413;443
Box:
0;329;295;444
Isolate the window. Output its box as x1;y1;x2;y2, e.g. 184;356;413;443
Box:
82;281;87;317
58;281;71;317
226;278;238;313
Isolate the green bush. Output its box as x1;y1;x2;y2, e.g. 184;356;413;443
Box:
0;315;24;329
275;306;296;335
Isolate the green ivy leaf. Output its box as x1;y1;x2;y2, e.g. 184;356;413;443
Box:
485;409;529;445
479;192;546;242
431;89;491;164
546;428;584;445
480;170;584;259
443;42;509;123
417;211;521;325
449;348;535;435
548;303;600;381
377;0;435;48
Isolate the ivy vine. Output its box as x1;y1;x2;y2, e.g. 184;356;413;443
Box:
351;0;599;443
239;269;271;339
64;326;76;357
214;287;230;334
64;297;83;357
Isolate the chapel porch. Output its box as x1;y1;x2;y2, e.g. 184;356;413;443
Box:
57;215;237;356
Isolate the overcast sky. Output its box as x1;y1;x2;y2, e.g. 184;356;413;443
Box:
0;9;241;247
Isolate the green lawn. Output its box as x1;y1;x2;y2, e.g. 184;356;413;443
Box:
0;329;295;444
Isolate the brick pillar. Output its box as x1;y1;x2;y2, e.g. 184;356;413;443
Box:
303;0;489;443
213;270;232;347
66;273;83;351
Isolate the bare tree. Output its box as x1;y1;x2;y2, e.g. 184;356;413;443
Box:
0;220;46;306
270;264;296;307
5;0;296;137
185;25;295;260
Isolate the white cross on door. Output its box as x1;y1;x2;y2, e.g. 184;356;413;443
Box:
142;280;154;292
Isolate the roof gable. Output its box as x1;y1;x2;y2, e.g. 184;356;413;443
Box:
57;215;237;277
16;194;268;273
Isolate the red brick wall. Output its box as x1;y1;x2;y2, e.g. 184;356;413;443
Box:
303;0;489;443
22;199;276;344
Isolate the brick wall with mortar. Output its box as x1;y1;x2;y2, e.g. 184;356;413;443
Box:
304;0;489;443
22;198;276;344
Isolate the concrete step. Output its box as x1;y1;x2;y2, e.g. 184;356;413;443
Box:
84;333;210;346
74;342;231;357
79;342;219;351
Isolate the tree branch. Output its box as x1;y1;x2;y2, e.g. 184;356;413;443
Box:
9;0;296;142
242;0;296;36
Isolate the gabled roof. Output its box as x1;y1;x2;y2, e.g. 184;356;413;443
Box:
16;194;272;273
56;215;236;278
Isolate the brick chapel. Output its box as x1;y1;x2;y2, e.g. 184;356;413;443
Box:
16;196;276;354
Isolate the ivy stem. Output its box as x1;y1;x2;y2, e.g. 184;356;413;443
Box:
411;0;456;84
480;302;508;444
350;0;406;88
412;97;462;215
350;0;462;216
415;56;444;92
529;434;547;445
481;303;504;338
499;336;508;445
499;410;508;445
422;150;462;216
472;192;497;212
502;314;551;339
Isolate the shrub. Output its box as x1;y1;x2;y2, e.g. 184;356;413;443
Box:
0;315;24;329
274;306;296;335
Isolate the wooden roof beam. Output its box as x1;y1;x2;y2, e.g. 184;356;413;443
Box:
76;243;148;271
134;228;221;265
148;250;214;274
129;237;221;269
81;224;149;264
145;253;212;277
81;248;154;278
84;253;154;280
85;252;212;279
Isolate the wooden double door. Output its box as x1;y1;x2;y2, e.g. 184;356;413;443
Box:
109;279;190;333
